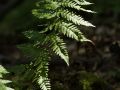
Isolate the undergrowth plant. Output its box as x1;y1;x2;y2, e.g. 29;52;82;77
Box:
0;65;13;90
19;0;94;90
0;0;94;90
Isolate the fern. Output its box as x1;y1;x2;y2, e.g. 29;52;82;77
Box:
48;35;69;65
0;65;13;90
19;44;51;90
19;0;94;90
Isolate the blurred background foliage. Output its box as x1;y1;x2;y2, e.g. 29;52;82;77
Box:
0;0;120;90
0;0;38;45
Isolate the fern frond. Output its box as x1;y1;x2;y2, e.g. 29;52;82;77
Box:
74;0;93;5
58;9;95;27
47;35;69;65
0;65;14;90
30;0;95;67
61;1;95;13
23;30;47;45
24;30;69;65
32;9;56;19
19;44;51;90
34;48;51;90
36;1;59;10
55;21;90;42
37;76;50;90
54;21;80;40
32;1;58;19
19;0;95;90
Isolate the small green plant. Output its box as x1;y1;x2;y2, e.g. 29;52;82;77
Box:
0;0;94;90
0;65;13;90
19;0;94;90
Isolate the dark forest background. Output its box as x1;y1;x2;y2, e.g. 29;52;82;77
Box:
0;0;120;90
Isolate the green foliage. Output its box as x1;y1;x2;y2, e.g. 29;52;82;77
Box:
79;71;110;90
31;0;94;64
0;65;13;90
0;0;94;90
19;0;94;90
19;44;51;90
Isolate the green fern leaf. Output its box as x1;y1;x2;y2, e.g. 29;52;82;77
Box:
48;35;69;65
23;30;47;45
54;21;81;40
0;65;13;90
32;9;56;19
58;9;95;27
38;76;51;90
75;0;93;5
61;1;95;13
20;0;95;90
19;44;51;90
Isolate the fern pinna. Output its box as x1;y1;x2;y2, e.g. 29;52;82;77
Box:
0;65;13;90
19;0;94;90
